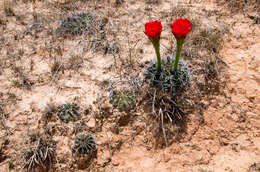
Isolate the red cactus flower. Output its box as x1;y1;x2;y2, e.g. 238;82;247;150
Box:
144;20;162;41
171;19;192;71
144;20;162;71
171;18;192;39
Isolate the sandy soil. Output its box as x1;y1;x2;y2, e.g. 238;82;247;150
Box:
0;0;259;172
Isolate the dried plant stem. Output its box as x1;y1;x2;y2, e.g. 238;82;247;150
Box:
49;63;63;86
160;109;168;147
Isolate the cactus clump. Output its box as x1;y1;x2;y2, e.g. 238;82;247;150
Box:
56;12;97;36
57;103;80;123
72;133;97;155
145;57;191;94
110;90;136;111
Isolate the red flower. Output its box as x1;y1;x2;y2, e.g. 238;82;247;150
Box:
171;18;192;39
145;20;162;41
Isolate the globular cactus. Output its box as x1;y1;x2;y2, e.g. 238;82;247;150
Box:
56;12;97;36
72;133;97;155
57;103;80;123
110;90;136;111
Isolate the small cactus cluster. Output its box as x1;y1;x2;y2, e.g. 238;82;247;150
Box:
56;12;97;36
110;89;136;111
72;133;97;155
57;103;80;123
145;56;191;93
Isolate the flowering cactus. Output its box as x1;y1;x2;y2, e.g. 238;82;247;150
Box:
145;20;163;72
170;18;192;71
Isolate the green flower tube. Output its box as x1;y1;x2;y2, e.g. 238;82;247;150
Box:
152;40;162;72
173;38;184;71
170;18;192;71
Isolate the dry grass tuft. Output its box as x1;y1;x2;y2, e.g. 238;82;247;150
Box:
145;0;160;4
11;66;33;90
2;0;15;16
198;56;227;96
191;28;223;53
50;58;64;83
22;137;56;171
219;0;260;13
115;0;124;6
42;103;58;126
0;139;8;163
66;54;84;71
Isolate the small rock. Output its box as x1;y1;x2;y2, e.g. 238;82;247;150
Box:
112;161;120;166
87;118;95;128
84;105;91;115
110;123;119;134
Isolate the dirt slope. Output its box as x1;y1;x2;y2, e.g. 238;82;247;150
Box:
0;0;259;172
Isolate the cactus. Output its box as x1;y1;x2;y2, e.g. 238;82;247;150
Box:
56;12;97;36
110;90;136;111
57;103;80;123
72;133;97;155
145;56;191;94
